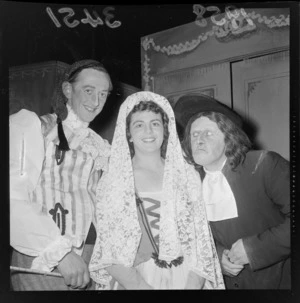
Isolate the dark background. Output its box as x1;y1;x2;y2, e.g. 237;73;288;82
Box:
1;1;233;88
0;1;232;136
1;1;300;301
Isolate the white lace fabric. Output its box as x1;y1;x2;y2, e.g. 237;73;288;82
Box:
89;91;224;289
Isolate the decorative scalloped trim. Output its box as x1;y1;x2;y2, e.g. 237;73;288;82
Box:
142;12;289;56
142;53;152;91
141;12;289;90
9;63;67;80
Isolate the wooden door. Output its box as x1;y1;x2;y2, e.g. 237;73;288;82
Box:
153;62;232;109
232;51;290;160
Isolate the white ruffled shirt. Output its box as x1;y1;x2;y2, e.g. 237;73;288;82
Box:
202;161;238;222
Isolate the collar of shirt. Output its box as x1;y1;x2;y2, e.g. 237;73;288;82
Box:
203;160;238;222
64;104;89;130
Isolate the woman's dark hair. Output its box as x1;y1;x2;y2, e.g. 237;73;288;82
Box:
126;101;169;159
54;60;112;165
182;111;252;170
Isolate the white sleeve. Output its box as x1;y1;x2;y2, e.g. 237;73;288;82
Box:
10;109;81;272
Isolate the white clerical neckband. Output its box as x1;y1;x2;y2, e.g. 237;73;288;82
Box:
203;160;238;222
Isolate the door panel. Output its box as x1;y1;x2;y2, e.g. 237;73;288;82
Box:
232;51;289;160
153;62;232;109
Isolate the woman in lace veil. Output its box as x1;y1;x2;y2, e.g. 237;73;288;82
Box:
89;91;224;290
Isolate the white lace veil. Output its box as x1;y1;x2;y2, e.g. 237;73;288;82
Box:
89;91;224;289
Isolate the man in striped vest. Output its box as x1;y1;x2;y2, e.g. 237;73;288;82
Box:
10;60;112;290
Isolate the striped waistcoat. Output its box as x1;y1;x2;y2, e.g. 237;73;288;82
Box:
31;113;110;254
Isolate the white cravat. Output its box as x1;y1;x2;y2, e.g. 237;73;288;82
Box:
203;164;238;222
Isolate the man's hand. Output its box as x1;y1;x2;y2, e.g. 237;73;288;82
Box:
221;249;244;277
57;251;90;289
228;239;249;266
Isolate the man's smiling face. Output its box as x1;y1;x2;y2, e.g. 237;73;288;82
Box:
67;68;110;123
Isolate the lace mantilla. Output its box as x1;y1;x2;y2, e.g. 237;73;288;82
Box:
89;91;224;289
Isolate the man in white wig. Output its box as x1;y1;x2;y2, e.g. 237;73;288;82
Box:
89;91;224;289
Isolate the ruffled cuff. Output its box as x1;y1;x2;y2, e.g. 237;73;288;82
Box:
31;235;83;272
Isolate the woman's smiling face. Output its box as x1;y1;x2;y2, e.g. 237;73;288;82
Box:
129;110;164;156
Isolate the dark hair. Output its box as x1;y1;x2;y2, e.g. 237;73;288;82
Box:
54;60;112;165
182;111;252;170
66;62;113;90
126;101;169;159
